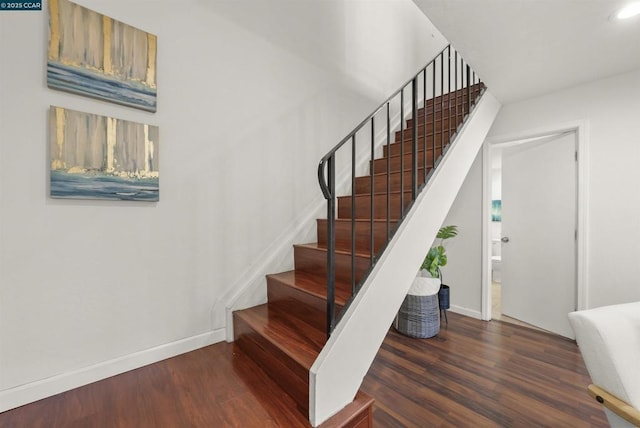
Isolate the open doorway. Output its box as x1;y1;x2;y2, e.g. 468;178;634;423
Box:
482;123;588;338
489;146;545;330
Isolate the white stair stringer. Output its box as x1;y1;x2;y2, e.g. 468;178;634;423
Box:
309;91;502;426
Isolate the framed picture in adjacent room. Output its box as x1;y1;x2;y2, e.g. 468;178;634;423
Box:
492;199;502;222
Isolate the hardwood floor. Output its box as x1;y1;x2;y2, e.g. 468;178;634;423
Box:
0;312;606;427
364;312;607;427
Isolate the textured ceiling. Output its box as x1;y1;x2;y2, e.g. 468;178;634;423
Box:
413;0;640;103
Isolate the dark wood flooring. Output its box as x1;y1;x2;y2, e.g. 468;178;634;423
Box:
0;312;607;427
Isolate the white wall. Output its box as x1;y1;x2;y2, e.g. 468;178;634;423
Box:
439;151;484;318
442;68;640;316
0;0;447;411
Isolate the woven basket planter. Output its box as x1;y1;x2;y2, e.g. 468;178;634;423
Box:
394;273;441;338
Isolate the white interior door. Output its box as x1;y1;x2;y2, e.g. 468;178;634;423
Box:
500;132;577;338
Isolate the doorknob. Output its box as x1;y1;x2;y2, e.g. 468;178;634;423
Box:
501;236;510;243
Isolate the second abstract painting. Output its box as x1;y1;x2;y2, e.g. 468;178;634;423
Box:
50;106;159;201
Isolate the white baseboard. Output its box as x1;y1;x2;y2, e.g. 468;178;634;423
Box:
449;304;482;320
0;329;226;413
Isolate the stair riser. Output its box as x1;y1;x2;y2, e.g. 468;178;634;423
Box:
337;192;413;220
406;110;465;128
397;117;459;139
316;219;396;255
384;134;452;158
294;245;371;285
415;86;483;117
418;93;472;115
234;314;309;412
267;275;344;321
392;129;453;148
371;149;438;174
354;168;429;194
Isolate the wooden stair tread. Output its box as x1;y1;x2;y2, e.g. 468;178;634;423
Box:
360;169;433;181
339;189;413;198
234;303;324;370
267;270;351;307
355;168;429;181
328;218;400;224
380;147;440;161
353;168;431;195
318;390;375;428
295;242;373;259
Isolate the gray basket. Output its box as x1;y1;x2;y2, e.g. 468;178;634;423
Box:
394;293;440;338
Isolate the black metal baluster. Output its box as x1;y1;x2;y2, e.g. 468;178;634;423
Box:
440;51;444;160
326;155;336;337
432;58;436;171
370;118;375;262
399;89;404;219
411;77;418;201
386;103;391;240
448;46;452;149
351;135;356;295
423;67;427;183
466;64;471;115
455;50;458;132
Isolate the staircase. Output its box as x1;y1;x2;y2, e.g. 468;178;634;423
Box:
233;47;486;425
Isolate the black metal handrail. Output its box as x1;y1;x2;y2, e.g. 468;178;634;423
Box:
318;44;485;336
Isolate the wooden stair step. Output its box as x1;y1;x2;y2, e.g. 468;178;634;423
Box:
390;131;453;155
420;83;484;106
294;243;372;285
317;218;398;254
417;93;472;115
395;116;459;139
267;270;351;314
384;135;454;157
318;390;375;428
406;110;466;128
337;191;413;220
370;148;440;174
234;304;324;370
415;85;484;117
354;166;430;194
234;303;325;413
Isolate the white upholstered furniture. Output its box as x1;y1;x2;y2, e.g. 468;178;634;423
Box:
568;302;640;427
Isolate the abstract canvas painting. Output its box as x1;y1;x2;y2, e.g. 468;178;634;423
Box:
48;0;157;112
50;106;159;201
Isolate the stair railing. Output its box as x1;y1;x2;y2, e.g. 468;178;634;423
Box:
318;44;484;336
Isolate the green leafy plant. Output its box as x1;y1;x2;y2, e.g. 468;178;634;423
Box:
420;225;458;278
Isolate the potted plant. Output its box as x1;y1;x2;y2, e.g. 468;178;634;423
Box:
420;225;458;279
395;225;458;337
421;225;458;322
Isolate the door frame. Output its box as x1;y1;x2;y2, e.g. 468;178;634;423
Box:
481;120;589;321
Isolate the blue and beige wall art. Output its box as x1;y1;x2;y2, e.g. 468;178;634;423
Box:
48;0;157;112
50;106;159;201
492;200;502;222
